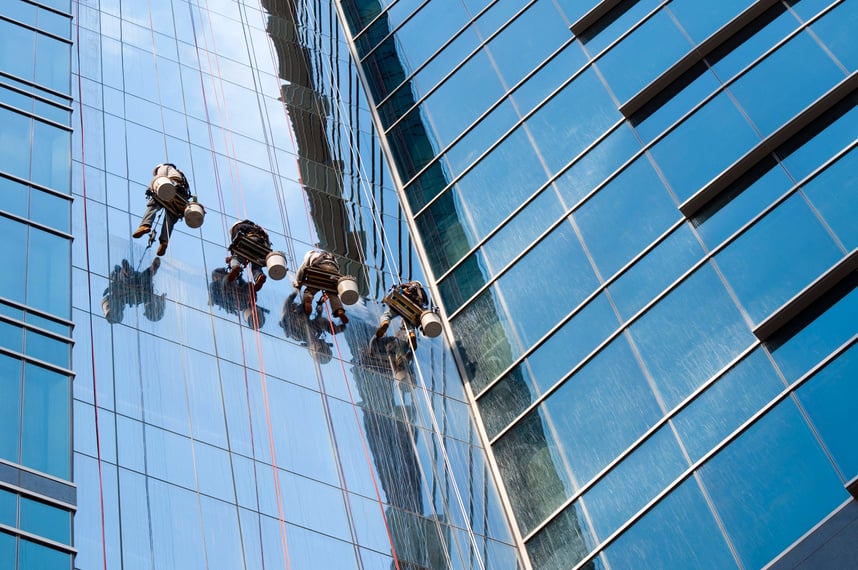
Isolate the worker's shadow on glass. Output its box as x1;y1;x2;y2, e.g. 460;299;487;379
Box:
102;258;166;324
208;267;269;329
363;332;415;382
279;290;345;365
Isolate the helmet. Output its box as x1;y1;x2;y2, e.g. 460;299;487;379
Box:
152;163;177;175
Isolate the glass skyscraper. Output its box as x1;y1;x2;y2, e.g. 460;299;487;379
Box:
1;0;856;569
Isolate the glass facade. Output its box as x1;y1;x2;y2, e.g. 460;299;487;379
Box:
3;0;856;568
0;0;76;567
340;0;858;568
70;0;516;568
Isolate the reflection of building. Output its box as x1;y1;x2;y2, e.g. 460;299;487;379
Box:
0;0;521;569
341;1;858;569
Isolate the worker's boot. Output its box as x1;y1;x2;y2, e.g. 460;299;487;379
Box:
133;225;150;238
375;320;389;338
254;273;266;292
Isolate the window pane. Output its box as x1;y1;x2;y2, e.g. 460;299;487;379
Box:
492;411;572;534
19;539;71;570
0;532;15;569
30;190;71;233
543;337;662;490
802;147;858;250
605;478;736;569
32;121;71;194
21;364;70;478
714;194;842;324
630;264;755;409
0;354;22;464
526;502;598;570
797;343;858;480
26;226;71;318
0;489;15;527
20;497;70;544
693;157;792;249
477;293;619;437
728;30;843;137
700;400;846;570
0;108;31;182
673;349;783;462
491;221;600;348
575;156;680;279
651;91;760;202
584;425;688;540
808;0;858;72
597;10;691;103
34;33;71;95
609;223;704;321
769;280;858;382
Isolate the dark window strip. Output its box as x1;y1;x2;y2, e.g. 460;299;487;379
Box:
620;0;783;117
0;297;74;329
680;71;858;218
755;248;858;342
0;461;75;507
0;71;71;102
0;14;72;45
569;0;630;38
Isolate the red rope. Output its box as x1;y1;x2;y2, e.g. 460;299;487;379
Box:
321;303;403;570
188;2;291;565
74;1;108;567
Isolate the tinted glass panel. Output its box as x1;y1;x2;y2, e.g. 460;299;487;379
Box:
584;425;688;540
575;156;679;279
22;364;70;478
20;497;70;544
797;343;858;479
700;400;846;570
673;349;783;462
714;194;842;324
630;264;755;409
605;478;736;569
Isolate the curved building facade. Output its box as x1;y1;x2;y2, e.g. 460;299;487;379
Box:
339;0;858;568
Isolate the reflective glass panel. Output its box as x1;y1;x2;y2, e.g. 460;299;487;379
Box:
714;194;842;324
727;30;843;137
630;264;755;409
797;343;858;479
20;497;70;544
605;477;736;569
673;349;783;462
543;336;662;489
596;9;691;103
769;280;858;382
700;400;846;570
650;91;760;202
574;155;679;280
583;424;689;541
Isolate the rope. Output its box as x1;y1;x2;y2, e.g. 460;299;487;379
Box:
187;2;292;565
73;1;108;567
248;0;407;565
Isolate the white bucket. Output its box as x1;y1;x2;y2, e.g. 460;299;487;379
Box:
152;176;176;202
265;251;288;280
184;202;205;228
337;276;359;305
420;311;442;338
